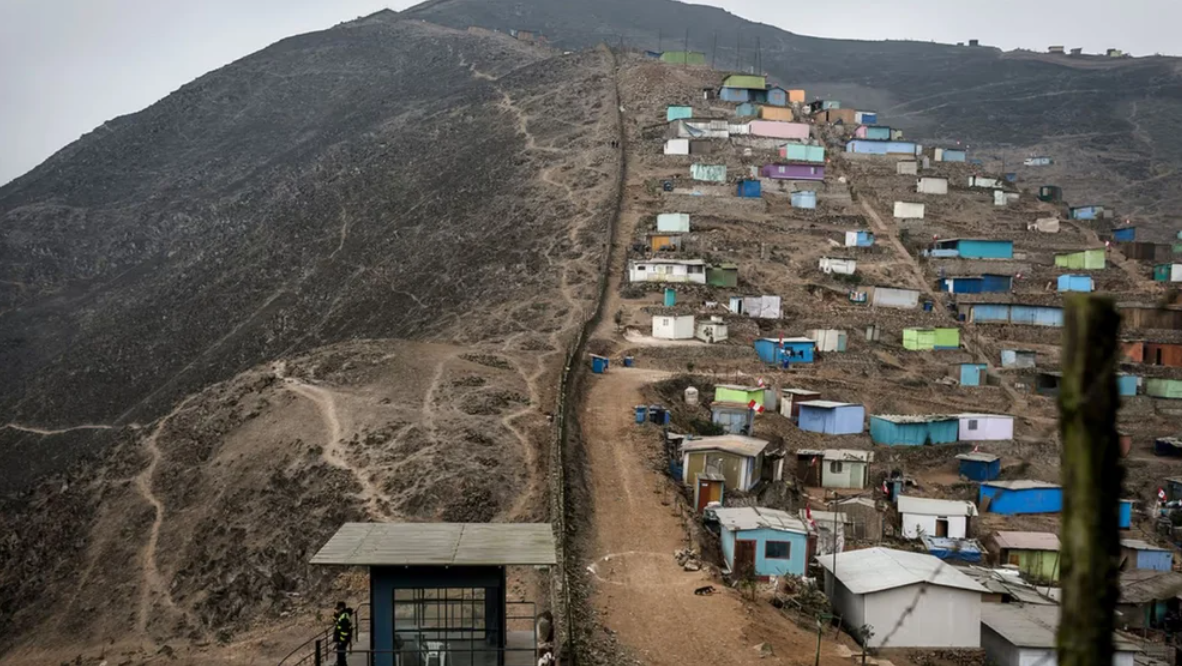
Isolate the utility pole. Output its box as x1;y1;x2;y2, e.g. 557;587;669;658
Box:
735;32;741;71
711;31;718;69
1057;295;1122;666
658;30;662;54
757;35;762;73
683;28;689;67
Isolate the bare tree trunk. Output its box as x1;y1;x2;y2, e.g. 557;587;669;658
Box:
1057;295;1123;666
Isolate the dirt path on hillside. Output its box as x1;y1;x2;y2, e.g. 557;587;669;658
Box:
1;423;129;435
579;367;852;666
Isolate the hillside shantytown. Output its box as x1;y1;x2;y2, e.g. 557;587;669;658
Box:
3;7;1182;666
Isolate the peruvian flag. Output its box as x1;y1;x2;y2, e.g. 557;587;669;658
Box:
805;505;817;529
972;444;980;453
881;479;890;494
757;377;767;388
748;400;765;414
1159;488;1167;501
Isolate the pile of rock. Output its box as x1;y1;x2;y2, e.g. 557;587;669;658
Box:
674;548;702;571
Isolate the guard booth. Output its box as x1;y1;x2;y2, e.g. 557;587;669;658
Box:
305;523;556;666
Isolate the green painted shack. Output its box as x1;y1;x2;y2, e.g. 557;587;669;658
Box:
1054;249;1106;270
1147;378;1182;400
660;51;707;65
991;531;1061;583
722;74;767;90
707;264;739;287
714;384;766;407
902;328;961;351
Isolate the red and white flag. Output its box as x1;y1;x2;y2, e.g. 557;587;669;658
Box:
1159;488;1167;501
881;479;890;494
805;505;816;529
757;377;767;388
747;400;765;414
972;444;980;453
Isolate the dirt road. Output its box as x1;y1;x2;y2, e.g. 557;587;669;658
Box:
580;368;851;666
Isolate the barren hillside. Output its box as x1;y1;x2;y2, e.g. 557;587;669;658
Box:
0;14;620;665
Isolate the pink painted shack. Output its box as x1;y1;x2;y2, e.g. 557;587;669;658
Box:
747;120;811;141
760;163;826;181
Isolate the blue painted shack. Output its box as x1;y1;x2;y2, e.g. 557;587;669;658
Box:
959;363;988;386
939;274;1013;294
863;125;892;140
720;87;751;103
966;303;1064;327
1121;539;1172;571
309;522;557;666
766;87;789;107
737;179;762;198
1120;500;1134;529
1070;205;1104;220
1118;374;1140;397
754;337;816;366
846;230;875;247
797;401;865;435
922;536;984;563
1113;227;1137;242
735;102;759;118
791;191;818;209
956;452;1001;482
846;140;919;156
869;414;960;446
934;239;1014;259
667;105;694;121
938;148;968;162
979;480;1062;514
715;507;811;578
1057;275;1094;292
856;111;878;125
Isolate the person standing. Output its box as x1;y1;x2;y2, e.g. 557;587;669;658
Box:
333;601;354;666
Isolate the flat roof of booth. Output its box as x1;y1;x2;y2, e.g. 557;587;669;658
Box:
311;523;557;566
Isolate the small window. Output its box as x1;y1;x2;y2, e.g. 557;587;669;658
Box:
829;461;844;474
968;419;979;430
765;541;791;559
662;318;670;326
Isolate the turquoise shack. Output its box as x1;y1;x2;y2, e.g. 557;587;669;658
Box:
869;414;959;445
714;507;811;579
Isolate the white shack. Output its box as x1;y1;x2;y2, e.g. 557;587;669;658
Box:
871;286;921;310
664;139;690;155
819;548;986;648
968;176;1002;189
656;213;691;233
981;604;1138;666
917;178;949;195
994;191;1020;206
628;259;707;284
1028;218;1061;233
897;495;979;540
819;256;857;275
807;329;848;352
695;318;728;343
894;202;926;219
652;313;695;340
896;161;919;175
958;414;1014;441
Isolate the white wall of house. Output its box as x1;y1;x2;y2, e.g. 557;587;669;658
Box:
695;321;728;343
981;627;1135;666
664;139;690;155
653;315;695;340
894;202;926;219
872;287;920;309
896;161;918;175
863;583;981;648
628;261;706;284
994;191;1020;206
917;178;948;195
822;460;868;489
820;257;857;275
959;415;1014;441
657;213;691;232
808;329;847;352
901;513;967;540
824;575;867;632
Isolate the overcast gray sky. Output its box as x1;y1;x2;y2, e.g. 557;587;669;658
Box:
1;0;1178;186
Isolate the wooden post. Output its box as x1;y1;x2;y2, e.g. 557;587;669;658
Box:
1057;295;1122;666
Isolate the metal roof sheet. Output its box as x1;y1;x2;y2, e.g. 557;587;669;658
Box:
714;507;809;533
716;384;763;391
798;400;859;410
958;413;1014;421
992;531;1060;551
872;414;958;424
681;435;769;458
1120;569;1182;603
956;452;1001;463
782;388;822;396
758;337;815;344
983;480;1060;490
897;495;979;517
1122;539;1169;552
310;523;557;566
982;604;1139;651
823;449;873;462
957;565;1057;605
816;547;988;594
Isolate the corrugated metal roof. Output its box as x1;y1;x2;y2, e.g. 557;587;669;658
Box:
715;507;809;533
956;452;1001;463
957;565;1057;605
1122;539;1169;552
983;480;1060;490
872;414;958;424
992;531;1060;551
757;337;815;344
310;523;557;566
716;384;763;391
1120;569;1182;603
681;435;769;458
799;400;859;410
782;388;822;396
958;413;1014;421
816;547;988;594
897;495;979;517
823;449;872;462
806;509;849;524
982;604;1139;650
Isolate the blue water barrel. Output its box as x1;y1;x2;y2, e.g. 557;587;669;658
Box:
923;300;934;312
624;356;635;367
663;410;672;425
635;405;648;424
664;288;676;307
591;355;609;374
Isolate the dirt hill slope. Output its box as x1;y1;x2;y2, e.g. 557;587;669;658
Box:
0;14;621;664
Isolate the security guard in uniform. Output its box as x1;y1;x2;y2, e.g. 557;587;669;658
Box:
333;601;354;666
